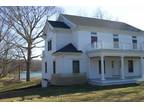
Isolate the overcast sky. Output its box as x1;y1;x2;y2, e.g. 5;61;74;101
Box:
62;5;144;30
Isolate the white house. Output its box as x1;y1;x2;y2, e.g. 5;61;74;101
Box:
42;14;144;87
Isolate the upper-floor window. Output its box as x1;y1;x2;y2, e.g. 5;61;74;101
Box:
91;32;97;47
113;34;118;36
91;36;97;48
91;32;97;35
48;40;52;51
91;36;97;43
132;36;137;49
113;34;119;48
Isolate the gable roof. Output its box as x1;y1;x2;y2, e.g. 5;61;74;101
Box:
48;21;70;29
53;43;82;54
61;14;143;32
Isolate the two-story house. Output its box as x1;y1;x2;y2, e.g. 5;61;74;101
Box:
42;14;144;87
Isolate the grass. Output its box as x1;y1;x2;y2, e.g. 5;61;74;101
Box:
0;78;40;93
0;79;144;101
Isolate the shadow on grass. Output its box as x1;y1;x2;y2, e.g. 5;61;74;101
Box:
0;83;139;100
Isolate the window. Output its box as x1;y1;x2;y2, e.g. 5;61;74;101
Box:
91;36;97;43
45;62;47;73
98;60;106;74
128;60;133;73
91;36;97;48
113;34;118;36
113;34;119;48
53;61;56;74
112;61;114;68
91;32;97;35
48;40;52;51
91;32;97;46
132;36;136;39
132;36;137;49
73;60;80;73
99;60;101;74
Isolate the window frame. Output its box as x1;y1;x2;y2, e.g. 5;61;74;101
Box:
132;36;137;49
53;61;56;74
91;32;97;35
113;34;119;48
72;60;80;74
48;40;52;51
128;60;134;73
112;60;114;68
91;36;97;44
45;62;47;73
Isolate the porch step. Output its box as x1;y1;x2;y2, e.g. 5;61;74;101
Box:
88;79;143;86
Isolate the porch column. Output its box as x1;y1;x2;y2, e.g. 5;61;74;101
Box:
141;57;144;79
120;56;125;79
101;55;105;80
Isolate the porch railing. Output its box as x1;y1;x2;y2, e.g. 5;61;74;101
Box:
86;41;144;51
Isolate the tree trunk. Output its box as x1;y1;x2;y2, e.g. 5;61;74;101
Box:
18;63;21;81
26;44;32;82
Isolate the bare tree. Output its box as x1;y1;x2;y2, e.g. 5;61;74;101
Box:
0;6;63;81
94;8;106;19
0;16;17;78
93;8;118;21
75;7;118;21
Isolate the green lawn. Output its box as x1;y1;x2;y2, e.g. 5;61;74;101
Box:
0;79;144;102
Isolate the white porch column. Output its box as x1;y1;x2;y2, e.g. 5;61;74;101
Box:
101;55;105;80
120;56;125;79
141;57;144;79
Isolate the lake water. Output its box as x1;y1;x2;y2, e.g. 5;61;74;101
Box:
20;71;42;80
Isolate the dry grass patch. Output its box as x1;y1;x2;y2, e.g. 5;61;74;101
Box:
1;80;144;102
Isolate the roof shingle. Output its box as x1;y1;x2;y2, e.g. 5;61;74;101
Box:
48;21;70;29
61;14;143;32
53;43;82;54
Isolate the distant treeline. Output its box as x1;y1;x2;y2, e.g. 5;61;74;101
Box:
18;60;42;71
0;60;42;71
0;59;42;73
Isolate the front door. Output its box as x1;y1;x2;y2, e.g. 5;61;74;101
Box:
109;59;120;76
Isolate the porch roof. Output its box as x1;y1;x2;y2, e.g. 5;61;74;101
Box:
53;43;82;55
48;20;70;29
87;49;144;57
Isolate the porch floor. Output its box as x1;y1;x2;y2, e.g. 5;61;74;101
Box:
88;76;144;86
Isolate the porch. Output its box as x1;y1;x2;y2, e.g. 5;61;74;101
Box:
88;76;143;86
87;54;144;85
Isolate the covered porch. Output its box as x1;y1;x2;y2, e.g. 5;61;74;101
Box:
87;50;144;85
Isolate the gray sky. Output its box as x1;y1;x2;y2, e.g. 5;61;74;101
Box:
62;5;144;30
